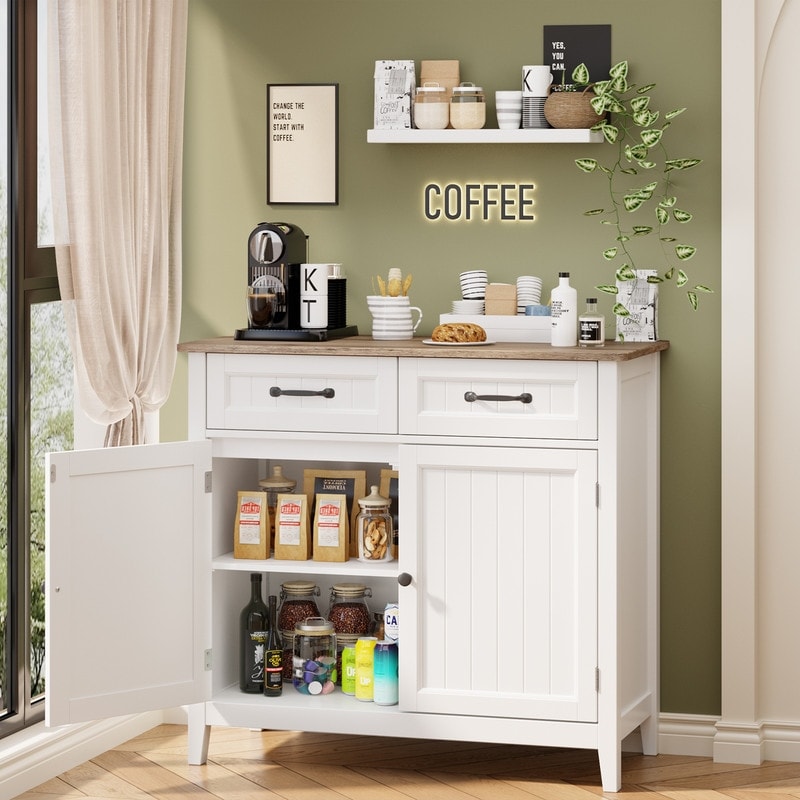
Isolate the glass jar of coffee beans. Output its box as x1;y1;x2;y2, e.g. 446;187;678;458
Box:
277;581;321;632
327;583;372;635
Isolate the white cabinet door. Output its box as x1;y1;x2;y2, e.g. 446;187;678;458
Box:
399;444;597;723
45;441;212;727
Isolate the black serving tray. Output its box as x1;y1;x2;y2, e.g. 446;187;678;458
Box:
233;325;359;342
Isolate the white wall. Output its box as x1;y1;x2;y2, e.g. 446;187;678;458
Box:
717;0;800;763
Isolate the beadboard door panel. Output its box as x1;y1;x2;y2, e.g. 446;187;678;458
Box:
399;443;598;722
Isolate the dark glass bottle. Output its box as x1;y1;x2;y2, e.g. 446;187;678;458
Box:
264;594;283;697
240;573;268;693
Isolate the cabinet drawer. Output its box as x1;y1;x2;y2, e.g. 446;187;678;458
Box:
399;358;597;440
207;353;398;434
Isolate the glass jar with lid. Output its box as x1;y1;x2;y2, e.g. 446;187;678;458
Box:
293;616;337;695
413;82;449;130
327;582;373;635
355;485;394;562
277;580;320;632
450;82;486;130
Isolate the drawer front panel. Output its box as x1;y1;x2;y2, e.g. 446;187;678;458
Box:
207;354;398;434
399;358;597;440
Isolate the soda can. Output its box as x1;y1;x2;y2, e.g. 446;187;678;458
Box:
355;636;377;702
384;602;399;643
373;640;399;706
341;645;356;695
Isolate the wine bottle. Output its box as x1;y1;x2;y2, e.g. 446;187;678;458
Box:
264;594;283;697
240;573;269;693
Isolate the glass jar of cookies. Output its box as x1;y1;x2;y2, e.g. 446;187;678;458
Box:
355;486;393;562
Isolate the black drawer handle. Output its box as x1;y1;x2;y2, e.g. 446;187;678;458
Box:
270;386;335;399
464;391;532;404
398;572;413;587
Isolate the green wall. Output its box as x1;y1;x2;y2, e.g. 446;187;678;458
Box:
166;0;722;716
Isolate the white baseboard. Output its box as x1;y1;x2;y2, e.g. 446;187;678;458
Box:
661;713;800;764
0;711;163;800
659;713;719;757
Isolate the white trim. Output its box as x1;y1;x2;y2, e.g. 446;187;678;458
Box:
659;713;720;758
720;0;759;739
0;711;162;799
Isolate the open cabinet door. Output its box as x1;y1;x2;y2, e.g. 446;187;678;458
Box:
45;440;212;727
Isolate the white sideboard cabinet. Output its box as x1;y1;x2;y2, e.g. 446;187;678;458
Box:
45;336;667;792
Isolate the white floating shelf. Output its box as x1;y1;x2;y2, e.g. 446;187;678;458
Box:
367;128;603;144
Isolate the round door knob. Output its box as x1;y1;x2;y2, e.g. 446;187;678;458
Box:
397;572;412;587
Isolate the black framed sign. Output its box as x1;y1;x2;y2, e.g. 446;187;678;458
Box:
267;83;339;205
543;25;611;86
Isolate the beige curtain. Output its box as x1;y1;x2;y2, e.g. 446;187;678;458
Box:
48;0;188;446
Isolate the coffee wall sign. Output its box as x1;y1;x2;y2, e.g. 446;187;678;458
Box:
267;83;339;205
423;182;537;222
543;24;611;84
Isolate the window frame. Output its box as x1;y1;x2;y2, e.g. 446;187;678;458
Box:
2;0;60;737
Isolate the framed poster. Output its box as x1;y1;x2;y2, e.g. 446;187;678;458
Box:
267;83;339;205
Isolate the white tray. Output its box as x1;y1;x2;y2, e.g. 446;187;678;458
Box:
438;313;550;343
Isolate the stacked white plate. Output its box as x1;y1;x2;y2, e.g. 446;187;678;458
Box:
452;299;485;315
516;275;543;314
522;96;549;129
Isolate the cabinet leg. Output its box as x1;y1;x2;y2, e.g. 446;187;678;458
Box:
598;740;622;792
187;703;211;765
639;714;658;756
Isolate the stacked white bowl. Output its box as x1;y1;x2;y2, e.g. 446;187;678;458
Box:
459;270;488;299
452;298;485;315
516;275;543;314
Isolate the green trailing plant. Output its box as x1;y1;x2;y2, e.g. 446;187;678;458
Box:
571;60;713;314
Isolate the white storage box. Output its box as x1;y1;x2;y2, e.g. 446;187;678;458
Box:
438;313;551;343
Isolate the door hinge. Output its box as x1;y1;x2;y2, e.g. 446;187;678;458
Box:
595;482;600;508
205;471;212;493
595;667;600;692
204;649;213;670
50;464;56;483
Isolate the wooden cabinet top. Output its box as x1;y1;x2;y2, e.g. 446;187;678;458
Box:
178;335;668;362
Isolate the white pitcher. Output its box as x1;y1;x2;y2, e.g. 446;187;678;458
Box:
366;295;423;340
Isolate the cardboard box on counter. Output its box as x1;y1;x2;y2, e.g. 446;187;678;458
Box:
374;60;415;129
439;313;551;343
484;283;517;316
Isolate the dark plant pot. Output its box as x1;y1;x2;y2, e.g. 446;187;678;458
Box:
543;91;606;129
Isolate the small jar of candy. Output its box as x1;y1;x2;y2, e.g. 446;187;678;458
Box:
293;617;337;695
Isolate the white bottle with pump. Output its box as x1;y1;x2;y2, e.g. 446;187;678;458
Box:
550;272;578;347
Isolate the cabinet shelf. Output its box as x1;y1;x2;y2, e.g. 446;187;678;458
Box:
367;128;603;144
213;551;399;579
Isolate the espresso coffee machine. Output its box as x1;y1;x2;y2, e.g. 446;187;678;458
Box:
247;221;307;330
235;221;357;341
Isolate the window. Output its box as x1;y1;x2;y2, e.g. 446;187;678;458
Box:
1;0;74;736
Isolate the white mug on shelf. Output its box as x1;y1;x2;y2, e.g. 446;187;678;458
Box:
522;65;553;96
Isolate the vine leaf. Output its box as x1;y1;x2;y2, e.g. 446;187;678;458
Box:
665;158;702;171
612;302;630;317
641;129;663;147
575;158;598;173
585;208;605;216
688;291;698;310
666;107;687;120
572;62;591;84
597;284;619;295
673;209;693;222
603;248;618;260
616;265;636;281
676;269;689;287
633;226;653;235
656;207;669;224
675;244;697;261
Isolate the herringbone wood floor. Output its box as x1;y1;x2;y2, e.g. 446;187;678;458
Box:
16;723;800;800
